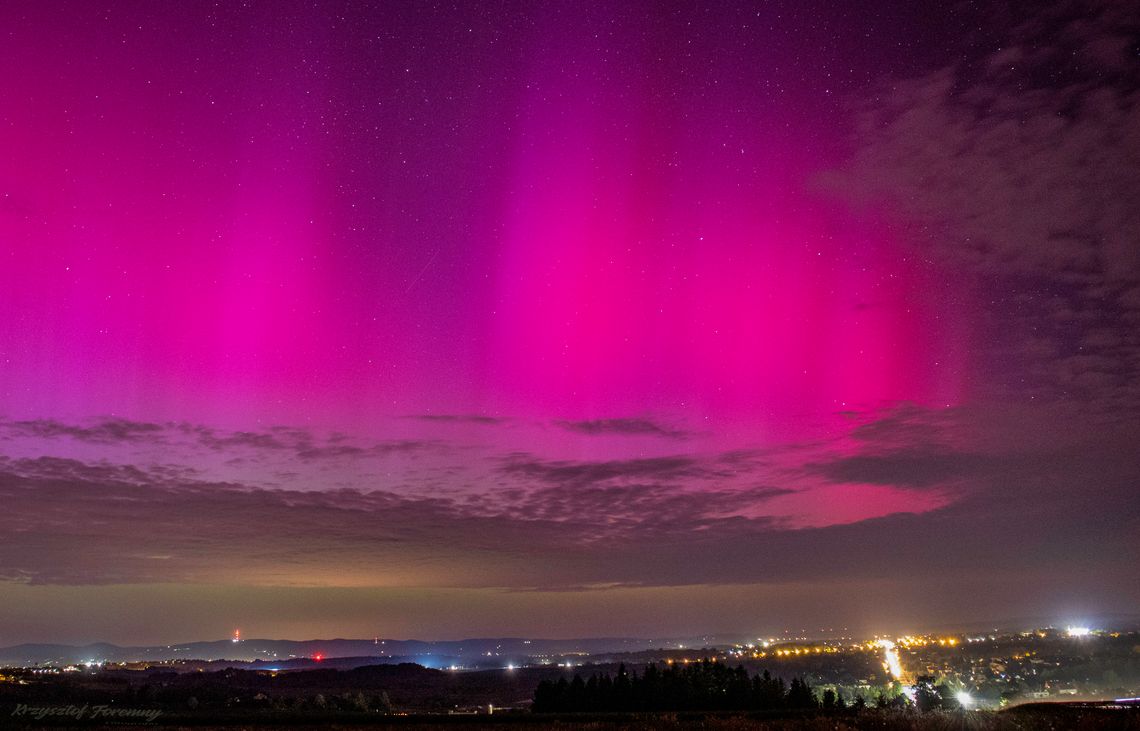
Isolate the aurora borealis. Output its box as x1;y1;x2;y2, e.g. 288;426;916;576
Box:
1;1;1137;644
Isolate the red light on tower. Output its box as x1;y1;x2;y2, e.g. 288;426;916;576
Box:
232;629;241;643
313;653;324;662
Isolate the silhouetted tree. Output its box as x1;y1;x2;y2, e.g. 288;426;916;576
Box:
534;661;834;714
754;669;786;709
787;677;819;710
914;676;941;712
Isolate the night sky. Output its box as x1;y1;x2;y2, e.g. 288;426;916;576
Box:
1;1;1138;645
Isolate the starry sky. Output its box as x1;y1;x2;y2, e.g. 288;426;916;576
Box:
1;0;1138;645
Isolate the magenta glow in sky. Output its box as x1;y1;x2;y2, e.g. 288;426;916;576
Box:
1;3;963;427
1;1;1138;643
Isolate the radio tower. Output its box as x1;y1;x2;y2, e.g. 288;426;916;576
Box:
232;629;241;643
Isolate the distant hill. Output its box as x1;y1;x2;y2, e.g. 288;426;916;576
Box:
0;636;670;667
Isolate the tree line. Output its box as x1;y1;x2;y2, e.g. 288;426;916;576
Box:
533;660;835;713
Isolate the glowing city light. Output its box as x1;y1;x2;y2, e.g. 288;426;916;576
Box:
876;639;903;679
957;691;973;707
1066;626;1091;637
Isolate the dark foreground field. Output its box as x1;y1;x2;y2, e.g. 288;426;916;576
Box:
5;707;1140;731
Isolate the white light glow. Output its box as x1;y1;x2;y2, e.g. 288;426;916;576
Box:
876;639;903;679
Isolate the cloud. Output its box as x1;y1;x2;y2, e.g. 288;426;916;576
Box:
1;399;1136;593
846;404;951;449
504;482;791;537
813;400;1140;507
822;3;1140;286
1;417;435;464
500;454;712;488
405;414;508;425
0;455;199;486
0;455;502;586
3;418;165;444
0;412;1136;593
188;425;438;462
818;0;1140;413
188;426;292;452
809;448;1006;489
294;440;432;461
555;418;689;439
0;453;778;587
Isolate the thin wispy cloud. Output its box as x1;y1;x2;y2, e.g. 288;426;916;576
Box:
555;418;690;440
